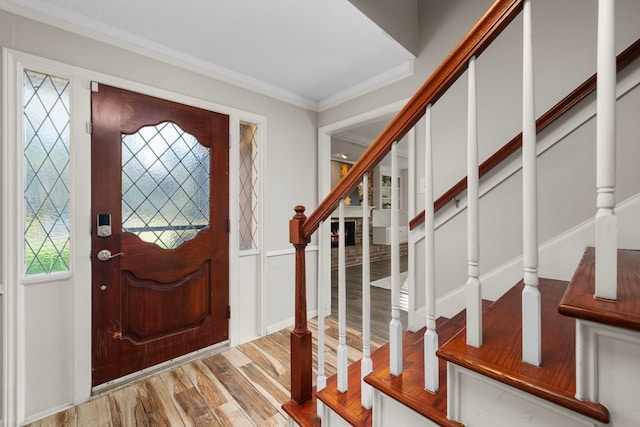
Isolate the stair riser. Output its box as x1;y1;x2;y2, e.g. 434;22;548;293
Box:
448;365;601;426
577;319;640;425
372;390;441;427
320;404;352;427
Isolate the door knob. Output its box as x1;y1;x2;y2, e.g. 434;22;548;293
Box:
97;249;123;261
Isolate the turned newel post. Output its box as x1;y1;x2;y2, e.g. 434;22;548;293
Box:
290;205;312;404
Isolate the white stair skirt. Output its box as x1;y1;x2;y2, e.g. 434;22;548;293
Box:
447;364;603;427
575;319;640;425
372;389;441;427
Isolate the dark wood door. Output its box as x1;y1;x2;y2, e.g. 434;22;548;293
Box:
91;84;229;386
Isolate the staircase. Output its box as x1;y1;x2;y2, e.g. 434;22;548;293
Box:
283;0;640;425
285;249;640;426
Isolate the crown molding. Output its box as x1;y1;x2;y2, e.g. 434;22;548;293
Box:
1;0;415;112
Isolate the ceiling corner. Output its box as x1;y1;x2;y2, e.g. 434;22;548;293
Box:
346;0;419;56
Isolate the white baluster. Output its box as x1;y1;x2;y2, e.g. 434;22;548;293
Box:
424;105;439;393
361;173;373;409
522;0;541;367
408;128;417;219
390;142;403;376
466;56;482;348
595;0;618;300
337;200;348;391
317;231;327;416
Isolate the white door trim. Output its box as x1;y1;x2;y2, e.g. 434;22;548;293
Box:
316;100;407;319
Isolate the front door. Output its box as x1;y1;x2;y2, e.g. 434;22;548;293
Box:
91;84;229;386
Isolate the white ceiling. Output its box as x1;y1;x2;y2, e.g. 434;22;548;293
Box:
1;0;415;110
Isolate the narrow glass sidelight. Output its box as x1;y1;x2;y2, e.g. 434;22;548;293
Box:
121;121;210;249
23;70;71;276
239;121;259;251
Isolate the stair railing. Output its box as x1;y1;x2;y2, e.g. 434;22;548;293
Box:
289;0;524;405
409;2;640;362
408;40;640;231
289;0;637;410
412;1;637;393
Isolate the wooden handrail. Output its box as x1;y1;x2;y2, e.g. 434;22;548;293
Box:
288;0;525;406
287;0;525;405
299;0;523;239
409;37;640;230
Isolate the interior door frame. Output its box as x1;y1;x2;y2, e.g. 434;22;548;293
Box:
316;99;407;321
3;49;266;421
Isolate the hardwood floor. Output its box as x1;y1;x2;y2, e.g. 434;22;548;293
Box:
27;318;383;427
29;258;400;426
330;256;408;340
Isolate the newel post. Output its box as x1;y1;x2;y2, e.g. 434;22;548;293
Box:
290;205;312;404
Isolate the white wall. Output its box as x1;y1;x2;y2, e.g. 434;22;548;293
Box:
1;8;318;424
412;52;640;320
320;0;640;129
265;248;319;334
347;0;418;55
319;0;640;323
0;293;3;423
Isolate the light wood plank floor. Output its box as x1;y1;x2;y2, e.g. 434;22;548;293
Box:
330;256;409;340
27;318;384;427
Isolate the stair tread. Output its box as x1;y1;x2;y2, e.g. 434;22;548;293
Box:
316;351;377;426
316;326;421;426
316;316;455;426
282;391;321;427
362;309;477;427
438;278;609;424
559;247;640;331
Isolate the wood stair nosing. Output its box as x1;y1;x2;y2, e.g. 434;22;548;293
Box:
362;305;489;427
315;329;415;426
313;317;455;426
559;247;640;332
284;247;640;426
437;278;610;424
282;390;322;427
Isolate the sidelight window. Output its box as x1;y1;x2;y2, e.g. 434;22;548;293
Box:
23;70;71;276
239;121;259;251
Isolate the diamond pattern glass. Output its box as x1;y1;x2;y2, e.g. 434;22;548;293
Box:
239;122;259;250
23;70;71;276
122;122;210;249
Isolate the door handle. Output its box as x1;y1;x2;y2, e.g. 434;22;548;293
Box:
97;249;124;261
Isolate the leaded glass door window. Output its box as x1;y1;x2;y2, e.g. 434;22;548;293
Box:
122;122;210;249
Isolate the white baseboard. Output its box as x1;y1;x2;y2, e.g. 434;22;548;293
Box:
407;306;426;331
21;403;75;426
266;309;318;335
436;286;468;320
